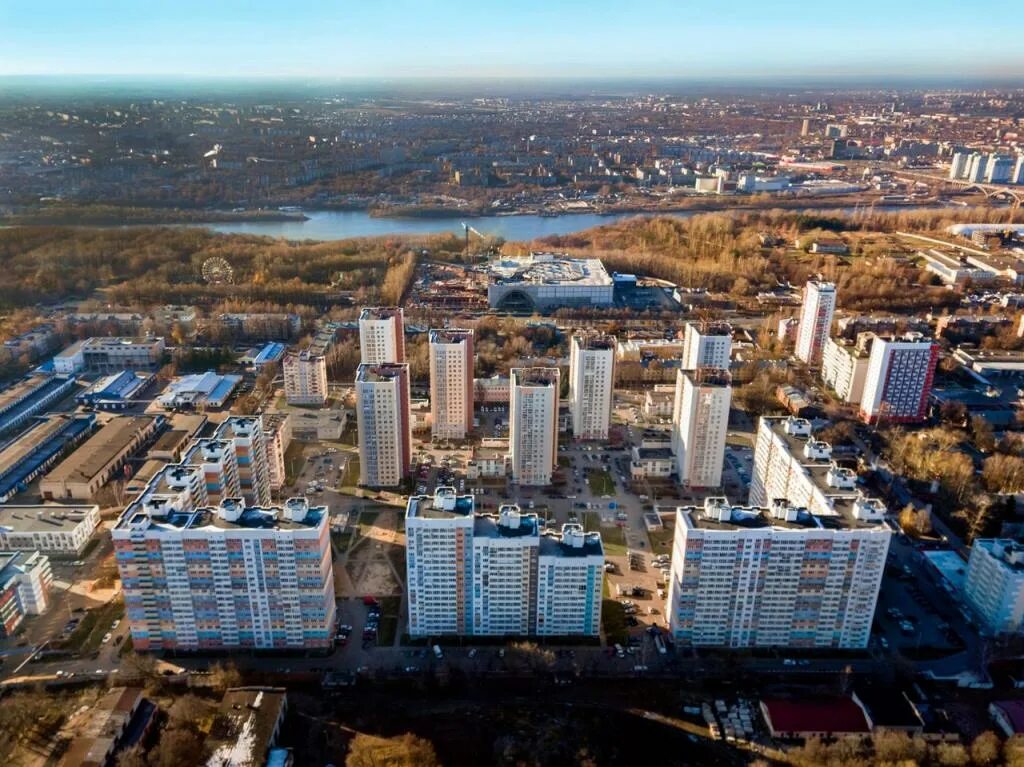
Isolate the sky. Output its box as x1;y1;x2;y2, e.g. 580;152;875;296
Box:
1;0;1022;82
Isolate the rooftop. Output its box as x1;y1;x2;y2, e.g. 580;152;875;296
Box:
0;503;98;533
406;488;475;520
43;416;156;484
356;362;408;383
511;367;559;387
206;687;287;767
429;328;473;344
117;497;326;533
539;524;604;558
487;252;612;287
762;697;870;736
359;307;403;321
474;506;540;539
573;332;616;351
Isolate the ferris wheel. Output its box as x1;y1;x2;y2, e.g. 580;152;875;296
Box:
201;256;234;285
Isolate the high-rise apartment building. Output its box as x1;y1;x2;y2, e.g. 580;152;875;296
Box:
429;329;475;441
358;307;405;365
859;335;939;424
113;496;335;651
262;415;292;494
681;322;732;371
282;350;328;406
821;335;871;404
963;539;1024;636
666;496;890;648
509;368;560;486
794;281;837;366
948;152;970;180
405;489;602;638
568;333;615;440
355;363;412;487
671;370;731;488
214;416;272;507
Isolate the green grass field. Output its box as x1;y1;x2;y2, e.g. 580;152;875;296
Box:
587;470;616;496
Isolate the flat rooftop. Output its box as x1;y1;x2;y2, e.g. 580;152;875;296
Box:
117;499;325;533
429;328;473;344
359;307;403;320
487;253;612;287
406;491;475;520
474;512;540;539
356;363;408;383
0;504;97;533
511;367;559;387
44;416;155;484
539;529;604;558
574;333;616;351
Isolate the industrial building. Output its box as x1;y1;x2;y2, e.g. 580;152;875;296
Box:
486;253;614;312
40;415;161;501
0;414;96;503
156;371;242;410
53;337;166;375
0;374;77;436
75;370;151;412
405;490;603;638
0;504;101;555
666;496;890;648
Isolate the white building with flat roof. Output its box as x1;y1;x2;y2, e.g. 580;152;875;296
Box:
682;322;732;371
510;368;560;486
666;497;890;648
429;329;474;441
568;333;615;441
0;504;100;556
486;253;614;312
283;350;328;406
358;307;405;364
356;363;412;487
795;281;837;366
671;370;731;488
963;539;1024;636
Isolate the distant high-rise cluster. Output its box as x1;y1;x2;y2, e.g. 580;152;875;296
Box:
949;151;1024;185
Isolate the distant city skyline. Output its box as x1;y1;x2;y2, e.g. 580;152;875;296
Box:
2;0;1023;81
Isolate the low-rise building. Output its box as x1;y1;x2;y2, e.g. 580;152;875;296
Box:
40;416;160;501
157;371;242;410
0;414;96;502
0;504;101;556
75;370;151;411
0;374;77;436
290;409;346;442
57;687;150;767
474;375;510;404
630;446;674;480
206;688;289;767
55;337;166;375
642;385;676;418
467;444;509;479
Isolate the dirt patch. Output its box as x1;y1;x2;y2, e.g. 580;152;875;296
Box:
342;509;405;597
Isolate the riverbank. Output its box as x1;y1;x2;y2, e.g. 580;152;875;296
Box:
0;204;309;226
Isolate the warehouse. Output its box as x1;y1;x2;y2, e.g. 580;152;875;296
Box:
40;416;161;501
0;415;96;503
75;370;152;412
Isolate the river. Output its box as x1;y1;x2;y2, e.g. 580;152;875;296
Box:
194;204;942;242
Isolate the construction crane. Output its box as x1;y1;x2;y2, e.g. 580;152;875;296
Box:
462;222;487;255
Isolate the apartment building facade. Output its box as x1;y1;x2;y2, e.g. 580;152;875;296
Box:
794;281;837;366
666;497;890;648
282;350;328;406
113;496;335;651
681;322;732;371
509;368;560;486
859;335;939;424
671;370;731;488
429;329;475;441
358;307;405;364
355;363;412;487
964;539;1024;635
568;333;615;441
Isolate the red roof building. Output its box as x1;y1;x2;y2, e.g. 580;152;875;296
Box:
760;697;871;739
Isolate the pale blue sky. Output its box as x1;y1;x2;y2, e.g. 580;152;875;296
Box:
1;0;1021;80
